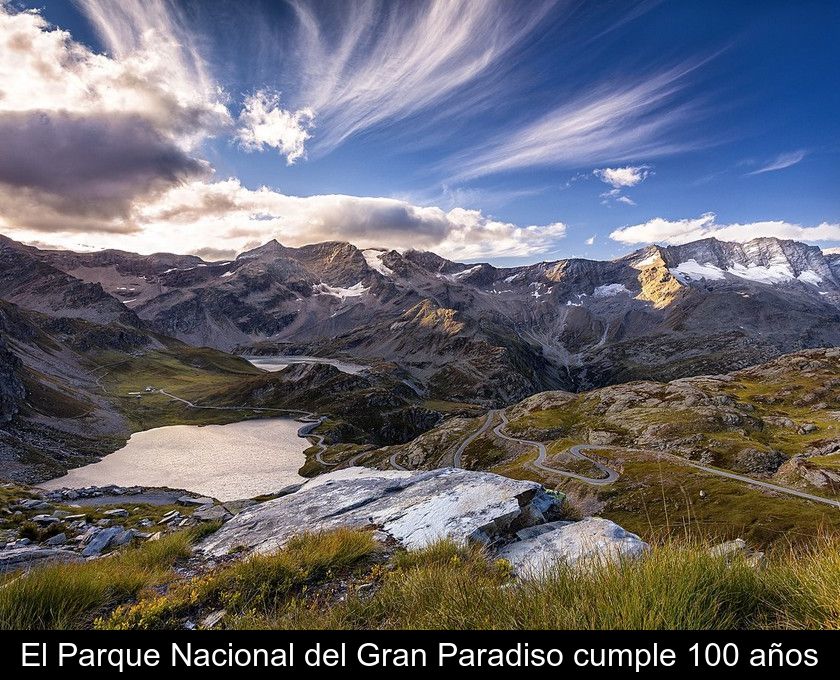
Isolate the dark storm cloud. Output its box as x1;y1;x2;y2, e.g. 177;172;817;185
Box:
0;111;210;232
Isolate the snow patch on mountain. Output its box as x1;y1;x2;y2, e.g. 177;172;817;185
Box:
312;282;369;300
593;283;632;297
670;259;726;282
670;255;825;288
726;263;795;284
530;282;553;299
633;253;659;268
362;249;393;277
454;265;481;279
797;270;822;286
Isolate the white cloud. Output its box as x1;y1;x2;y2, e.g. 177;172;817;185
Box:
0;2;570;260
446;61;705;180
585;236;596;246
610;212;840;245
51;1;231;145
3;180;567;260
823;247;840;255
594;165;652;188
235;90;315;164
599;188;636;206
747;149;808;175
0;3;224;230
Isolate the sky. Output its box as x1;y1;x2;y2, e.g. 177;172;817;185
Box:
0;0;838;264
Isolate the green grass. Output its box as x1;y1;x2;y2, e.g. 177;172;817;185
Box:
460;435;510;469
554;454;840;548
421;400;484;415
0;531;196;630
8;527;840;630
219;536;840;630
100;528;378;629
809;454;840;470
22;371;93;419
99;348;266;431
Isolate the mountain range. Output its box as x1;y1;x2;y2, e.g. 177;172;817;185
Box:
3;233;839;405
2;232;840;481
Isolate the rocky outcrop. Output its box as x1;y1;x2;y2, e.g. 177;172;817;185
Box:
775;456;840;490
0;546;83;573
200;468;646;577
709;538;765;568
201;467;565;557
497;518;648;575
734;448;786;474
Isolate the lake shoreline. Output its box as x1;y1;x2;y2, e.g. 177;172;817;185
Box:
41;418;310;502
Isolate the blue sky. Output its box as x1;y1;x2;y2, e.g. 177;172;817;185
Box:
1;0;838;263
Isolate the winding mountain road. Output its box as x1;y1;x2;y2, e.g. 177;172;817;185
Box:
492;411;619;485
388;452;408;471
297;417;331;464
160;387;840;509
443;409;839;509
671;454;840;509
452;410;497;468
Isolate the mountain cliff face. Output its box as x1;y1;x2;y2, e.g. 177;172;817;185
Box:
0;334;24;423
0;236;141;326
4;233;840;405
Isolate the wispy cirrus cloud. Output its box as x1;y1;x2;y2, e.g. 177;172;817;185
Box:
747;149;808;175
610;212;840;245
284;0;558;154
0;2;569;260
72;0;231;145
444;61;709;181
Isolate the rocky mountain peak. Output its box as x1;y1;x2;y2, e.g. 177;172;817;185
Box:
402;249;461;274
236;239;287;260
657;236;838;289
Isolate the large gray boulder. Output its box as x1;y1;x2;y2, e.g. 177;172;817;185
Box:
81;526;122;557
0;546;83;573
201;467;564;557
496;517;649;575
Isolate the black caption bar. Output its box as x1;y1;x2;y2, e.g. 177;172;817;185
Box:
5;631;835;676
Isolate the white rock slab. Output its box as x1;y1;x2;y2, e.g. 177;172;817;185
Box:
200;467;563;557
496;517;649;575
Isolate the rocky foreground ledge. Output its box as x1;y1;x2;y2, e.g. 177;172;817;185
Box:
3;469;649;576
200;467;648;574
0;483;230;573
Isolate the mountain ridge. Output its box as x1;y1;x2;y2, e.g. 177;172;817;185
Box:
3;233;840;404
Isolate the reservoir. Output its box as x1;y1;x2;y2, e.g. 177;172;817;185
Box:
42;418;308;501
243;354;368;375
